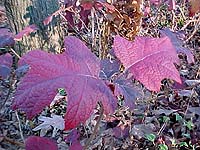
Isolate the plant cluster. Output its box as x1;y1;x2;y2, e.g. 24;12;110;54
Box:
0;0;200;149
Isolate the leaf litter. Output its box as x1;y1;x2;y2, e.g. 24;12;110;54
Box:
1;0;200;150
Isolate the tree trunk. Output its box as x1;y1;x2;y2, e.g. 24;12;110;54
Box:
4;0;64;55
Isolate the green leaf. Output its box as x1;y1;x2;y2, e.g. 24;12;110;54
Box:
175;113;183;121
189;141;196;149
184;120;194;130
158;144;168;150
57;88;67;96
170;138;176;146
163;116;170;122
182;133;191;139
145;133;156;142
179;142;188;147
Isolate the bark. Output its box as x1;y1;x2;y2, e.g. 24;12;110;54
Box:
4;0;64;55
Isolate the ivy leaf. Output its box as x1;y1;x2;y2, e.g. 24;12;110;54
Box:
184;120;194;130
131;123;156;139
114;35;181;91
175;113;183;121
158;144;168;150
25;136;58;150
13;36;117;130
145;133;156;142
179;141;189;147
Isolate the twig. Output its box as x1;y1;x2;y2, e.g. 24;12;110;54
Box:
181;19;199;30
10;48;20;59
3;136;24;148
15;111;25;143
171;10;176;30
84;101;104;150
184;89;195;117
157;120;168;136
136;95;166;104
176;5;186;21
185;20;200;42
91;7;95;51
0;80;12;111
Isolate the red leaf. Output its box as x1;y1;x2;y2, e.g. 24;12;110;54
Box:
0;28;15;48
13;36;116;130
64;8;90;30
43;9;67;26
65;129;80;143
64;0;76;5
65;129;83;150
112;126;129;138
96;2;116;13
99;59;120;80
149;0;161;5
43;15;53;26
69;142;83;150
114;35;181;91
0;53;12;67
14;24;38;41
168;0;176;10
0;53;12;79
25;136;58;150
80;0;115;12
0;65;10;79
114;74;141;109
189;0;200;16
81;1;94;10
160;28;194;63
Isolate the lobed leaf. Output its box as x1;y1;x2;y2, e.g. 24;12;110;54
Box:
114;35;181;91
13;36;117;130
160;28;194;63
